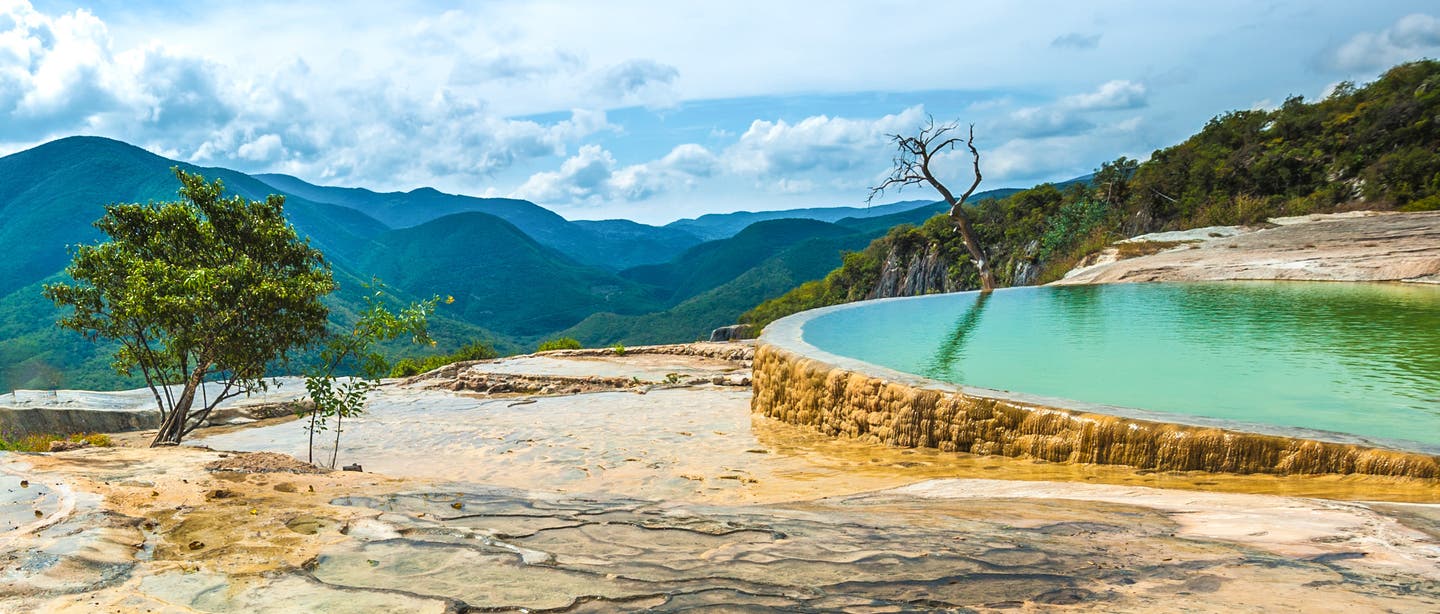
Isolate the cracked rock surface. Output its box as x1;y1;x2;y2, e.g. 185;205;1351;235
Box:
1056;210;1440;285
3;347;1438;611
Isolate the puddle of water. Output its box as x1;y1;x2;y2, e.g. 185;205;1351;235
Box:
0;465;60;536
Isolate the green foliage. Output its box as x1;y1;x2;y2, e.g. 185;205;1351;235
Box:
562;231;874;346
536;337;583;352
304;282;439;467
611;343;627;356
0;431;112;452
43;168;335;445
387;339;500;378
1039;200;1109;260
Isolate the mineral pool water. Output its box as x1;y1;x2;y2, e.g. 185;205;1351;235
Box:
801;282;1440;450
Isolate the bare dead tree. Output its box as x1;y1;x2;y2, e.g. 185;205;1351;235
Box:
869;118;996;292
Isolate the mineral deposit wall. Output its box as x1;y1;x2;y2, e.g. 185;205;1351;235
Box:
751;344;1440;478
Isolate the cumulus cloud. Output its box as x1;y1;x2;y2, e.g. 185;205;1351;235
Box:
1325;13;1440;72
0;1;612;190
1060;80;1147;111
514;143;718;204
592;59;679;107
1051;32;1100;50
724;105;926;177
985;116;1147;185
236;133;284;162
511;105;935;205
1005;80;1147;138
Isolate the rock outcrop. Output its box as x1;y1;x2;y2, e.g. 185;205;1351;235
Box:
869;243;954;298
708;324;753;342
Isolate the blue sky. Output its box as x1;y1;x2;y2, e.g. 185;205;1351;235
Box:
5;1;1440;223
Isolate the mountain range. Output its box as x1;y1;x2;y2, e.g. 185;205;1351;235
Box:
0;135;1023;391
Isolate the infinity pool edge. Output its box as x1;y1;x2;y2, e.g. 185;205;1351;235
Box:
754;291;1440;479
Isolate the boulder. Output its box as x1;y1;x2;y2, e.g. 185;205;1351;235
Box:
708;324;753;342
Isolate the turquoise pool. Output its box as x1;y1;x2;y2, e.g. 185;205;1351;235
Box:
800;282;1440;449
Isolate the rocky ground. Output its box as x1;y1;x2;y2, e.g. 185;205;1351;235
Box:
4;215;1440;612
1055;210;1440;285
1;347;1438;612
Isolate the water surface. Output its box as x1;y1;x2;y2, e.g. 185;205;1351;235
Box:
802;282;1440;449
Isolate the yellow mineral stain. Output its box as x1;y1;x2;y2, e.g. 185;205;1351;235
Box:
751;344;1440;501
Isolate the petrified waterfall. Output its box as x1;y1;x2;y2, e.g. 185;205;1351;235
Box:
751;344;1440;479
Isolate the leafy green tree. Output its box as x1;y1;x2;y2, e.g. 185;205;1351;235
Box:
44;169;335;446
304;283;439;467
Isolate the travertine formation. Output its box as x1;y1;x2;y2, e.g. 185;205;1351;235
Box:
1056;210;1440;285
6;447;1439;612
752;344;1440;478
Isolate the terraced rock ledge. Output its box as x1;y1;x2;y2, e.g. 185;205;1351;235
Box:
753;211;1440;479
752;344;1440;478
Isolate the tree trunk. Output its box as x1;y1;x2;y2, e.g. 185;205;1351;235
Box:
949;212;996;292
150;368;205;447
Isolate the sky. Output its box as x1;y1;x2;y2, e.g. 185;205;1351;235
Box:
4;1;1440;224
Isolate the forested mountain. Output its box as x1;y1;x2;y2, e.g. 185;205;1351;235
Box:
743;60;1440;328
0;138;937;389
0;137;498;390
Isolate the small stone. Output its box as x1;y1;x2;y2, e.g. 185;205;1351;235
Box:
48;440;90;452
18;480;27;488
188;540;205;550
342;464;363;472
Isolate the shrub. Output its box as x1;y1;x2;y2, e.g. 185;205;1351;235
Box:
536;337;583;352
0;431;114;452
387;340;500;378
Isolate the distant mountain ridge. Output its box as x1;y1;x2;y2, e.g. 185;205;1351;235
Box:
665;199;937;241
255;173;700;271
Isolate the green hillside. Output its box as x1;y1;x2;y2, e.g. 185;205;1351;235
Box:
355;212;662;337
0;139;491;390
620;218;858;305
562;231;874;345
744;60;1440;328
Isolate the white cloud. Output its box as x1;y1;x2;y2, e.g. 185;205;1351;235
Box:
594;59;679;104
984;116;1148;185
724;106;926;177
514;142;718;204
1060;80;1147;111
236;133;284;162
0;1;614;191
1005;80;1147;138
1325;13;1440;72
